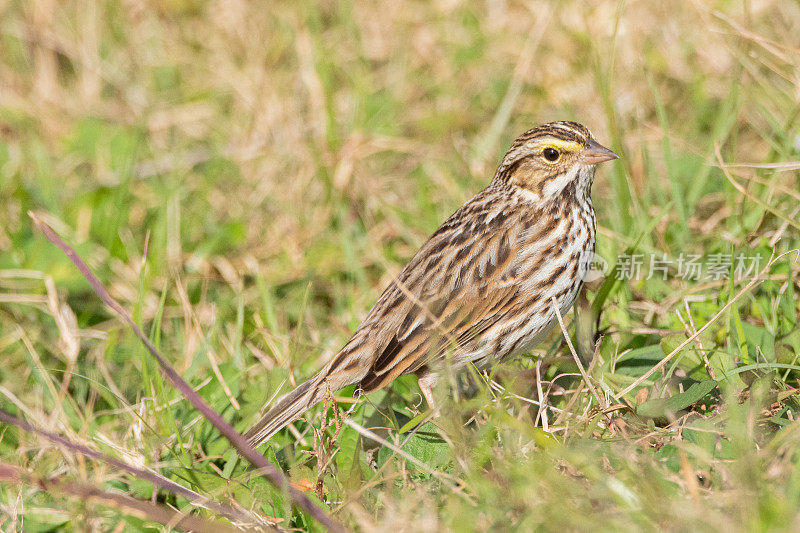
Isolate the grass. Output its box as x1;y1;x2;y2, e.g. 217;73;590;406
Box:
1;0;800;530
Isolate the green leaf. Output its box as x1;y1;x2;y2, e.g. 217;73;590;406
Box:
732;298;751;364
335;425;360;475
221;449;238;478
741;322;775;362
616;344;665;363
636;380;718;419
401;423;451;471
660;333;744;387
654;444;682;473
682;418;718;456
398;410;431;434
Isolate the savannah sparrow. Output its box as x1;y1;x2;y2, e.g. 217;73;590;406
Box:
245;121;618;446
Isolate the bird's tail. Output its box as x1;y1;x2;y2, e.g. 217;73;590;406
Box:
243;375;325;447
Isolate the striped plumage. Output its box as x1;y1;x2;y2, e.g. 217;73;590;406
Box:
244;121;618;447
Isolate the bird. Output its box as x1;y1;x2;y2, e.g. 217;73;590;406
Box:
244;121;618;447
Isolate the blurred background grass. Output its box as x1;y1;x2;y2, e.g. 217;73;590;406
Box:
1;0;800;531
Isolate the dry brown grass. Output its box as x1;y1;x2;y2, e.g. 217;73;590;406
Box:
1;0;799;530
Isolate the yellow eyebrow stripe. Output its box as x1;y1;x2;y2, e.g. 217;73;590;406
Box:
525;138;584;153
543;139;583;152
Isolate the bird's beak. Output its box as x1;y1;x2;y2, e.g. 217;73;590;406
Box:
580;139;619;165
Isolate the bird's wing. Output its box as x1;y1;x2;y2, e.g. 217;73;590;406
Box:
324;191;545;392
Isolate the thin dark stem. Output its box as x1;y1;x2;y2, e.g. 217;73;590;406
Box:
29;211;345;533
0;409;264;528
0;461;240;533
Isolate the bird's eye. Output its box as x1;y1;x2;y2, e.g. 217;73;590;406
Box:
543;147;560;162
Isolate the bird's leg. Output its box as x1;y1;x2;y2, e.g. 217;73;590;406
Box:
417;370;438;411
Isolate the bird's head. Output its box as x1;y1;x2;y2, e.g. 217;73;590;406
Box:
493;121;618;201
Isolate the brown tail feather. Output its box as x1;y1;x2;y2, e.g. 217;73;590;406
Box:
243;377;323;447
